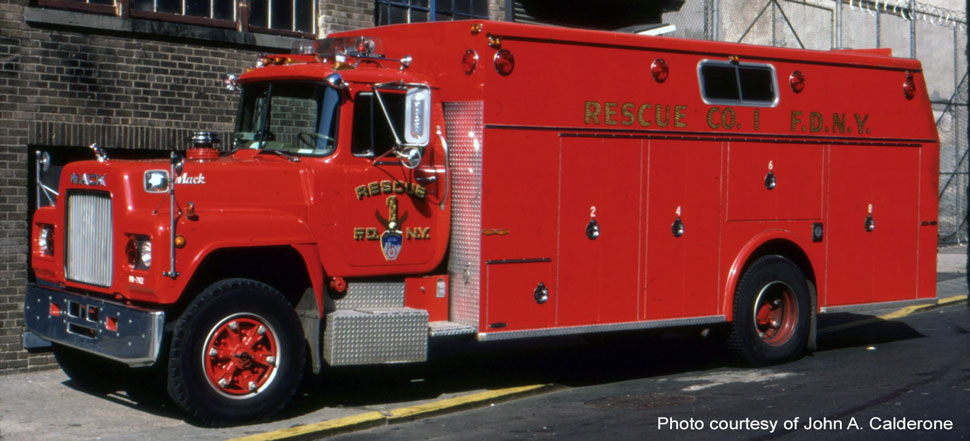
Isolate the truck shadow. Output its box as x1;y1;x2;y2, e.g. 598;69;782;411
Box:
62;316;929;425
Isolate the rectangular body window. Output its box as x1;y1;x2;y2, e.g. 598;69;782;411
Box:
698;60;778;107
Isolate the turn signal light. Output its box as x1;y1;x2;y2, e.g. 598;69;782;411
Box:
494;49;514;76
49;302;61;317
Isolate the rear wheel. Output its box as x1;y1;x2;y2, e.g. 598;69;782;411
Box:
167;279;305;425
728;255;811;366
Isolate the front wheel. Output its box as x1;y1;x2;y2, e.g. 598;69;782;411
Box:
728;255;811;366
167;279;306;425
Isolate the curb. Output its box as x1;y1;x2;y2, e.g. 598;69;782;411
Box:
227;384;557;441
819;294;968;334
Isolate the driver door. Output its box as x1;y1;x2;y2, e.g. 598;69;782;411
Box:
337;89;444;270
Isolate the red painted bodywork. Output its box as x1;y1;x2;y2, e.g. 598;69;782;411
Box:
31;20;937;336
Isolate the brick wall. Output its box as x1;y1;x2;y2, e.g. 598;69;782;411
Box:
0;0;308;374
1;0;506;374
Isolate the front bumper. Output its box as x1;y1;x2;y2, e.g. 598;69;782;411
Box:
25;284;165;367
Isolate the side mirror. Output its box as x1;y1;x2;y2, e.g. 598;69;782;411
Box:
399;146;422;169
404;87;430;145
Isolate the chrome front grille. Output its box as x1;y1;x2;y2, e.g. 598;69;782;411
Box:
66;193;113;287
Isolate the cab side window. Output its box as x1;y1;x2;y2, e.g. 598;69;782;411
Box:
351;92;406;157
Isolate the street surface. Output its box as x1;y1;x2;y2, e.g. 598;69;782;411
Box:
0;247;966;441
328;302;969;441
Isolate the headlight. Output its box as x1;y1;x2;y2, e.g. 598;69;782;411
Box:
139;241;152;268
126;236;152;269
144;170;170;193
38;225;54;256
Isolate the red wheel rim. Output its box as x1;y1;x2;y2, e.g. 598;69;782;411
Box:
202;313;280;398
752;281;797;346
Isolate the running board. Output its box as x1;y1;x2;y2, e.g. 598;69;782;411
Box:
429;321;477;337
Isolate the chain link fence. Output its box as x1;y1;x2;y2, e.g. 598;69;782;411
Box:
666;0;968;245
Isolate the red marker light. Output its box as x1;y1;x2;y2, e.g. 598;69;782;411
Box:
106;316;118;332
790;70;805;93
462;49;479;75
494;49;514;76
651;58;668;83
903;72;916;100
49;302;60;317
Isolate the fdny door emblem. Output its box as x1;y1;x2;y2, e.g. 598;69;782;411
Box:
376;196;407;261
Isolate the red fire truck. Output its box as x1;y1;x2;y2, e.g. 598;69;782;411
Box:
26;20;938;423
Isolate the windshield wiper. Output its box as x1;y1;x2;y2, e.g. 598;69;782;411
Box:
260;149;300;162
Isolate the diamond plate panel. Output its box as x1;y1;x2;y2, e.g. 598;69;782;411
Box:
443;101;484;329
323;307;428;366
333;281;405;309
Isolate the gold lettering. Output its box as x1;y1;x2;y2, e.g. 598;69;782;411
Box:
381;180;393;194
366;228;379;240
832;113;846;134
368;182;380;197
637;104;651;127
809;112;823;133
707;107;720;129
353;228;366;240
393;180;405;194
854;113;870;134
584;101;601;125
674;105;687;128
604;102;618;125
414;185;427;199
790;111;802;132
406;227;431;240
655;104;669;128
620;103;635;126
721;107;736;129
355;185;368;200
754;109;760;131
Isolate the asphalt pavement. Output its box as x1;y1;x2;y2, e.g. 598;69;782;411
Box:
0;247;966;441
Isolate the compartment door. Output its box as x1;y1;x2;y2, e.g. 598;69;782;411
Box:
557;138;643;326
826;145;920;306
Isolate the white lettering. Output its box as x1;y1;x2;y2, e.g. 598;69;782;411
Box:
175;173;207;185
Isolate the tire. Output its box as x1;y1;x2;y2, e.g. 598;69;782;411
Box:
728;255;811;366
167;279;306;425
53;343;126;393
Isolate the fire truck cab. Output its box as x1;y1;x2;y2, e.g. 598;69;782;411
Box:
26;20;938;424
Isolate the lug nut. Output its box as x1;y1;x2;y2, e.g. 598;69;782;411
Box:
228;321;238;331
218;378;228;388
266;356;276;365
258;325;266;335
209;348;218;357
248;381;257;392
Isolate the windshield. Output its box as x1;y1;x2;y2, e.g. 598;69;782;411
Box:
234;82;340;156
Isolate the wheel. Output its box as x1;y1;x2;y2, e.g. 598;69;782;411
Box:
167;279;306;425
728;255;811;366
53;343;125;393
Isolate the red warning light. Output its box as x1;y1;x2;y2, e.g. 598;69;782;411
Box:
462;49;479;75
902;72;916;100
651;58;668;83
494;49;514;76
790;70;805;93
